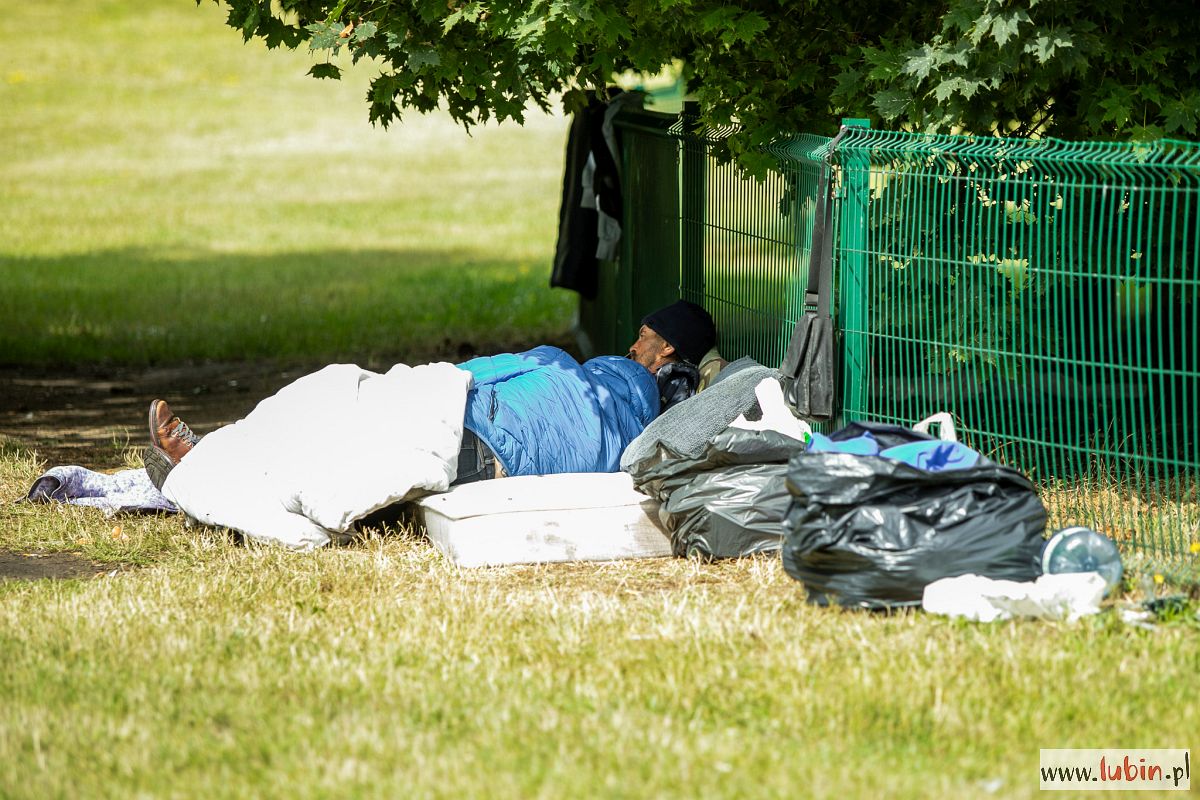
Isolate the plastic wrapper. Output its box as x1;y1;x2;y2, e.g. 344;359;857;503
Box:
922;572;1107;622
781;422;1046;608
628;428;806;559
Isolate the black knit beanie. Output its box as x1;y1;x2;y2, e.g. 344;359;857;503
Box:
641;300;717;364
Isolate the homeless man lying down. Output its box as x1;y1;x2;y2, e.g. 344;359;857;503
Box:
142;300;721;550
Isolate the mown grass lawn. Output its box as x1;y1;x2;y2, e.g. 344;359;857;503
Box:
0;0;574;367
2;2;1198;799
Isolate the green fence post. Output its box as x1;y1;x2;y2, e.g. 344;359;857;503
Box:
838;118;871;424
618;111;666;353
614;109;683;351
614;137;635;355
679;102;706;306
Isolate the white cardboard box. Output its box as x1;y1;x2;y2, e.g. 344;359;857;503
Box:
415;472;672;567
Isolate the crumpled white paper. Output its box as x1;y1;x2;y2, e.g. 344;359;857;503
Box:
922;572;1109;622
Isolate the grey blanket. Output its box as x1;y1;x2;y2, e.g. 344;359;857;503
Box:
26;465;178;515
620;359;779;472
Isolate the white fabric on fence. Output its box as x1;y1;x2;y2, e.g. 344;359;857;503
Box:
163;362;471;550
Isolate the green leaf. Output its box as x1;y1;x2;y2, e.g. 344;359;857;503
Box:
307;20;341;51
969;12;994;46
1098;88;1135;127
511;17;546;40
368;74;403;127
384;30;407;50
831;63;866;105
561;87;589;115
873;89;913;120
943;0;983;34
352;20;378;43
957;74;984;100
1162;97;1199;135
1128;123;1164;141
933;76;964;102
407;47;441;70
990;11;1030;48
942;40;973;68
259;16;304;49
1024;32;1072;64
995;257;1031;291
1025;34;1051;63
727;11;768;44
903;45;938;81
699;8;739;34
864;47;907;82
241;3;261;39
307;62;342;80
443;5;486;33
734;149;775;178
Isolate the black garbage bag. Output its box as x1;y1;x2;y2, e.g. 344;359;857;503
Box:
781;422;1046;608
628;428;807;559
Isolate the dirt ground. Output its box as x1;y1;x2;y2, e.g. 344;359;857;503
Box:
0;549;125;581
0;360;313;471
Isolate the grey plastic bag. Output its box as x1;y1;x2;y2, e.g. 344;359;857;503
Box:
628;428;806;559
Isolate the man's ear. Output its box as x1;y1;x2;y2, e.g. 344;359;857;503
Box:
659;341;676;359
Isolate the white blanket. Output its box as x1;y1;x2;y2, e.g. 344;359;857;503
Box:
162;362;472;550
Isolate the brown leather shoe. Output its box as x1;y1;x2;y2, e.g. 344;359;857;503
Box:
143;445;174;492
148;399;200;464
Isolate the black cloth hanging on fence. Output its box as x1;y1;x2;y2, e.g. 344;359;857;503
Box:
780;125;849;421
551;90;639;299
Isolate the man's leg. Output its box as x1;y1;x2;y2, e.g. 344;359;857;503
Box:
450;427;498;487
144;399;200;491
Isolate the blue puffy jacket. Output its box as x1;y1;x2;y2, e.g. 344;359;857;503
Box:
458;346;659;476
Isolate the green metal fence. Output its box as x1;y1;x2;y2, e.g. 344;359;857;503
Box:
582;108;1199;565
839;129;1199;564
581;109;834;366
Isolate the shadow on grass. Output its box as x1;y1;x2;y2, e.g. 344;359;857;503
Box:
0;247;578;368
0;247;590;467
0;550;127;582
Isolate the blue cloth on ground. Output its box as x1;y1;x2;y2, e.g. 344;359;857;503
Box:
807;431;880;456
26;466;178;514
806;432;980;472
458;346;659;476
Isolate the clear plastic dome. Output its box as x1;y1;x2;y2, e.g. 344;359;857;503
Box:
1041;526;1123;596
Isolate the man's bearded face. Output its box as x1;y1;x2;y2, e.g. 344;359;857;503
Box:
627;325;674;372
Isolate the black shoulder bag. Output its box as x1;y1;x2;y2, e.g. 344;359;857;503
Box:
781;126;849;421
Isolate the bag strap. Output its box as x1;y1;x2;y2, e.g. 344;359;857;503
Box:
804;125;850;319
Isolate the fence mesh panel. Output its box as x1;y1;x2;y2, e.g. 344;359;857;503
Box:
599;112;834;366
838;129;1199;562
